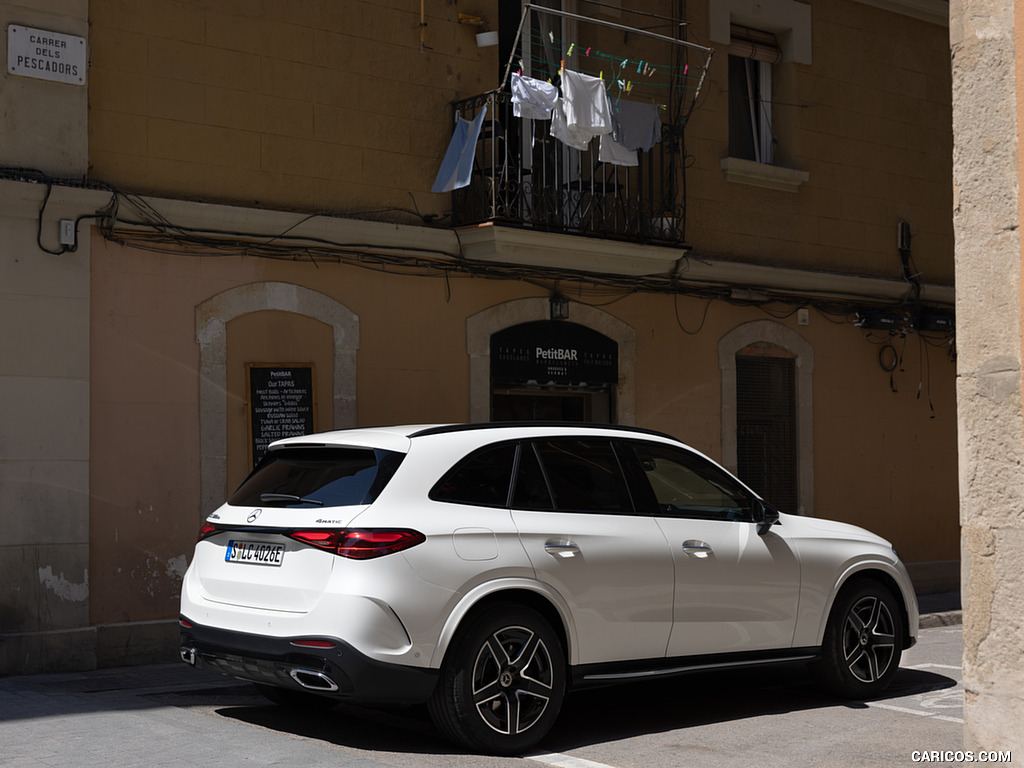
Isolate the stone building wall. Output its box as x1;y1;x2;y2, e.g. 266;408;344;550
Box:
950;0;1024;751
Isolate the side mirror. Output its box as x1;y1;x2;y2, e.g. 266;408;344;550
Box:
754;501;780;535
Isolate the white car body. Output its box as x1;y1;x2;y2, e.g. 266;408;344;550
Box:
180;423;919;753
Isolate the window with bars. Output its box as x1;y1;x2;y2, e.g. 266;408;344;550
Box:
736;352;797;513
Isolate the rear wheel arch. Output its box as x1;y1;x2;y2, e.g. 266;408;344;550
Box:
433;587;572;671
428;595;569;753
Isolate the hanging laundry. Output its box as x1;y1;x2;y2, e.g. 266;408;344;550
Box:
560;68;613;140
610;99;662;151
598;133;638;167
550;96;592;150
431;106;487;193
511;72;558;120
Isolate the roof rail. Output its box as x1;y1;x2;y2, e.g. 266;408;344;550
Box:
409;422;676;441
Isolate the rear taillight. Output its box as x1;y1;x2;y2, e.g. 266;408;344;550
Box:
197;523;219;542
287;529;425;559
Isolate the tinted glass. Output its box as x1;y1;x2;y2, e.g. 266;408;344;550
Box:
430;442;516;506
511;442;555;510
628;442;753;521
229;447;404;508
531;439;633;514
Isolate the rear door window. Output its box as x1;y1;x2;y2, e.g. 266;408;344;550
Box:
229;447;404;508
528;438;634;514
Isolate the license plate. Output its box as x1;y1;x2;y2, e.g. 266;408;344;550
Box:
225;540;285;567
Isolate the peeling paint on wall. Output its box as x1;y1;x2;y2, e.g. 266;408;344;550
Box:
37;566;89;602
165;555;187;581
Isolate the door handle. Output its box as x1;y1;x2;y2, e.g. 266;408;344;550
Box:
682;539;712;558
545;540;581;559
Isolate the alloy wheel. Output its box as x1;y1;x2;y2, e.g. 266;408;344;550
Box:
841;594;896;684
471;625;554;735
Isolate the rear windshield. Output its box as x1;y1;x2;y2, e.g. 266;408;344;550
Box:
229;447;405;508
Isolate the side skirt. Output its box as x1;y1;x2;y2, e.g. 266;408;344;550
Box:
570;647;821;689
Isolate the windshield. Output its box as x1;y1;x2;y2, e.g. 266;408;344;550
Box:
229;447;405;508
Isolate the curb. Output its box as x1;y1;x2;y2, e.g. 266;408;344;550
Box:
919;610;963;629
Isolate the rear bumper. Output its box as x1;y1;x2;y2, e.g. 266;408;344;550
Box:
178;615;437;705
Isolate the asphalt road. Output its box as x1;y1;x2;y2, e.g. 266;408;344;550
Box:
1;625;968;768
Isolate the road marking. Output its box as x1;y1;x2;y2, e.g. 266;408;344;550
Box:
867;701;964;724
528;751;620;768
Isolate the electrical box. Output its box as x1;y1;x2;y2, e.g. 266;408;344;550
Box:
59;219;75;246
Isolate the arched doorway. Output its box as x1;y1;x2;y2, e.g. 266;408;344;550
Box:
466;298;636;424
195;282;359;514
719;320;814;516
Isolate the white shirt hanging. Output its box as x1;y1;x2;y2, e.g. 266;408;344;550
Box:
561;68;613;138
511;72;558;120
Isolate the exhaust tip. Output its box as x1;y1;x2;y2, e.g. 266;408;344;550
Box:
180;647;196;666
289;668;339;692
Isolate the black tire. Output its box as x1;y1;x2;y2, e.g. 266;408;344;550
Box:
427;603;566;755
813;580;904;698
254;683;337;710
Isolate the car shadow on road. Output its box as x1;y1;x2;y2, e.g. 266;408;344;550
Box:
545;662;958;750
162;661;957;756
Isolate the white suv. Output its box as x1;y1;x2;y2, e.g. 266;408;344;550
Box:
179;423;918;754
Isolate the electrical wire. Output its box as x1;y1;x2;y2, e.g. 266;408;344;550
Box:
6;166;955;354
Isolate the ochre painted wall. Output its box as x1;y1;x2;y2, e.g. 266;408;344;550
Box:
87;0;500;217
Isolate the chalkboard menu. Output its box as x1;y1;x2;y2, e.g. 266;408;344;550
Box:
247;364;316;467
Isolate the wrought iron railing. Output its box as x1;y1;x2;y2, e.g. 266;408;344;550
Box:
450;91;687;246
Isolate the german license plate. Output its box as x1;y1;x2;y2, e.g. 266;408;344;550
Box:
225;540;285;567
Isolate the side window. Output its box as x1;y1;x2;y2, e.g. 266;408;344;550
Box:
429;442;516;507
627;442;754;522
529;438;633;514
511;442;555;511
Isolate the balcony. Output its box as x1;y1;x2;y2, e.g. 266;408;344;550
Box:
449;89;688;250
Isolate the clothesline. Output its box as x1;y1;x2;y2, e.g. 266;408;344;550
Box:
516;29;708;106
497;2;713;130
521;27;707;81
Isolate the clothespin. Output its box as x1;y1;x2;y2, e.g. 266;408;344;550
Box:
549;30;554;43
626;80;632;92
560;59;564;75
683;64;689;76
567;43;575;56
637;60;643;74
600;70;603;80
585;47;591;56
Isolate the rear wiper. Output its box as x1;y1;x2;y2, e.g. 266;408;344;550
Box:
259;493;324;506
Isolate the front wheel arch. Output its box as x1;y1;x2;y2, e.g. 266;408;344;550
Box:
822;570;913;650
812;577;905;698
